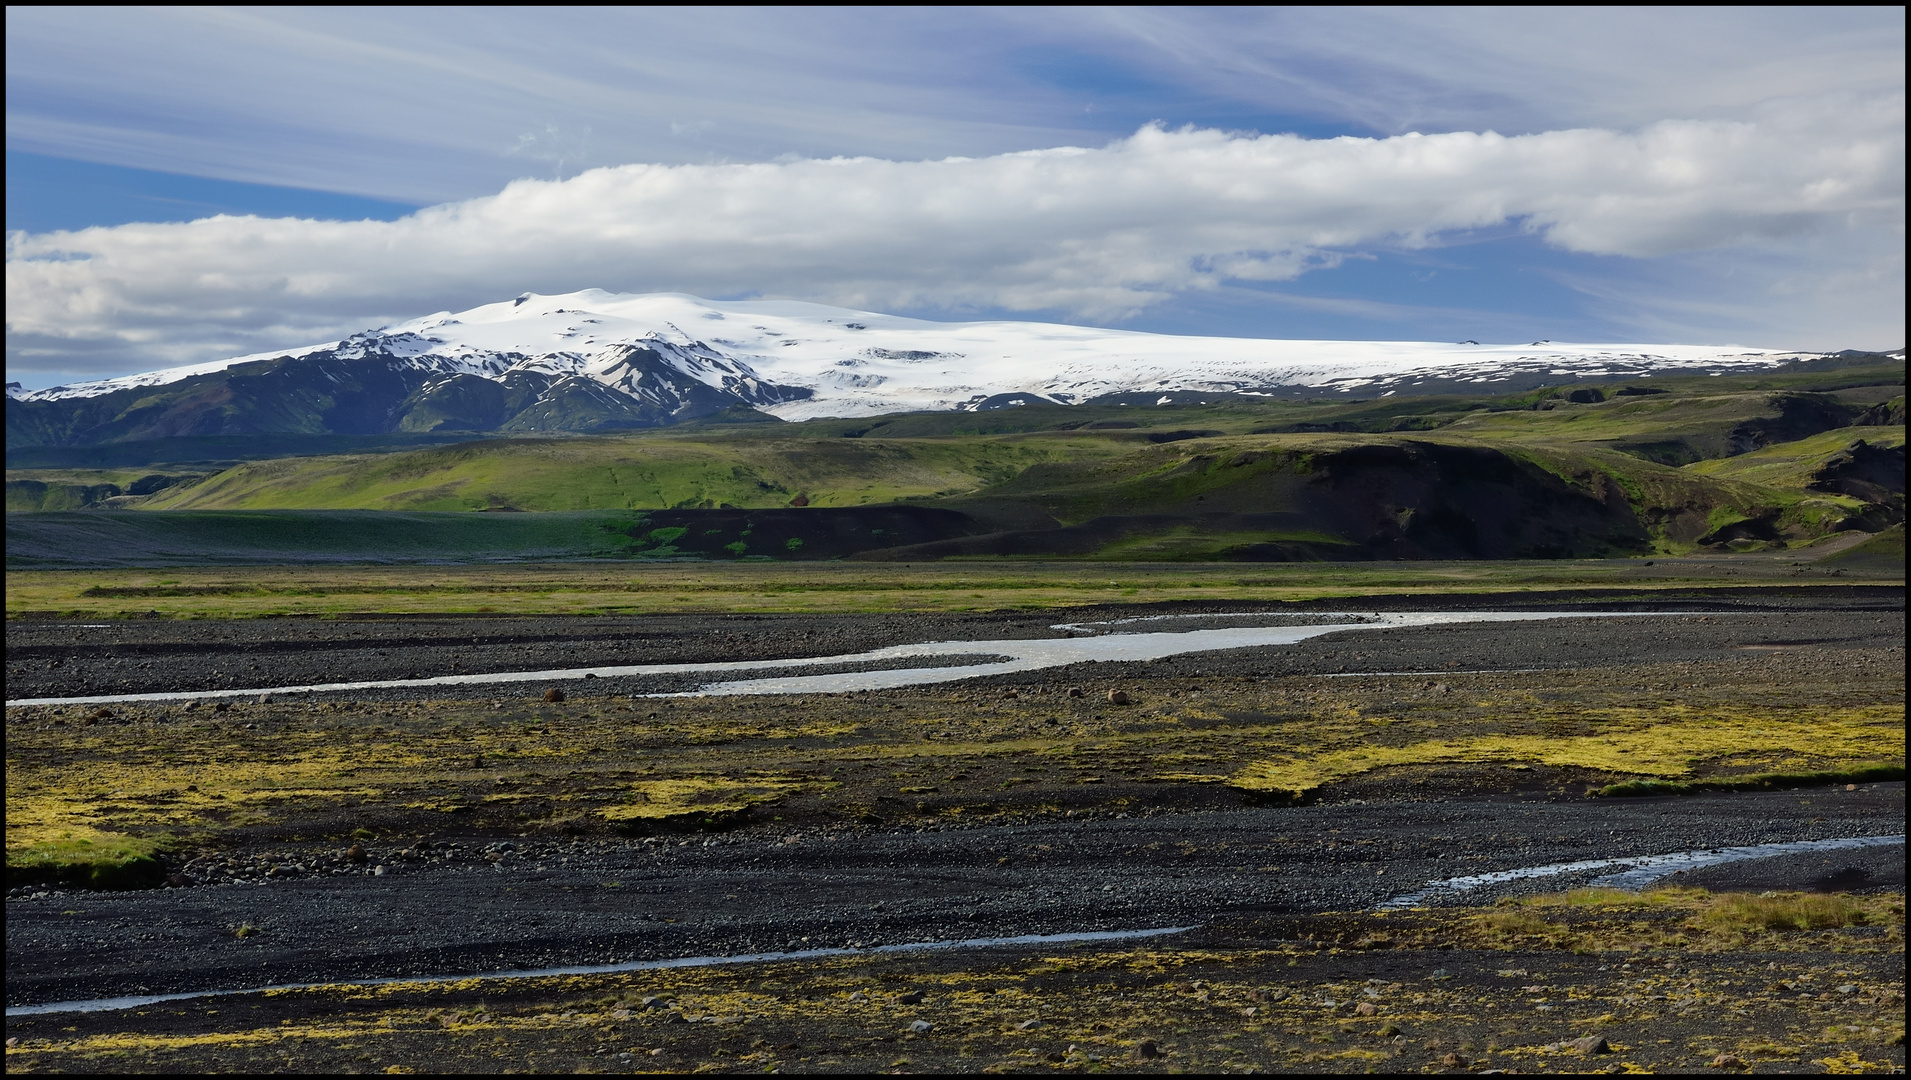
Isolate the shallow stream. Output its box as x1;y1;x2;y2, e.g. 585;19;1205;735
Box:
15;610;1674;706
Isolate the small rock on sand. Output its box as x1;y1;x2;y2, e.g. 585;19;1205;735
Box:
1569;1035;1611;1054
543;688;566;703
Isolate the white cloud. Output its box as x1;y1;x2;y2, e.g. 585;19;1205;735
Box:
7;104;1904;380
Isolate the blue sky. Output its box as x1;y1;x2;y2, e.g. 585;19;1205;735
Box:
6;7;1904;387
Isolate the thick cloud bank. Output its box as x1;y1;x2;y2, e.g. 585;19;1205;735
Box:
8;107;1904;378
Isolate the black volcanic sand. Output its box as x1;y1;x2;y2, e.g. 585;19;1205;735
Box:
4;786;1903;1009
4;587;1904;1073
6;585;1902;701
5;906;1906;1074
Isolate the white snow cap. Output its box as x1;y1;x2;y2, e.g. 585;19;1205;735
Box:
14;290;1814;415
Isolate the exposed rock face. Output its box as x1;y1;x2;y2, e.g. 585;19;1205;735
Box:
1810;439;1906;507
7;342;812;449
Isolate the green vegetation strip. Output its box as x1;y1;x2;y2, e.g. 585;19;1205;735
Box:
1594;763;1907;798
11;557;1898;620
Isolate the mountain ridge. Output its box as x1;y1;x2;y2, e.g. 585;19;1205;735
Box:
7;290;1889;450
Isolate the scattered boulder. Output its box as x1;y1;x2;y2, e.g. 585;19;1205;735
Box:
1569;1035;1611;1055
907;1019;933;1033
345;844;367;863
1355;1001;1378;1016
1066;687;1085;698
1107;689;1132;705
1016;1019;1042;1031
1711;1053;1749;1070
893;990;925;1005
543;688;566;703
166;873;195;888
1440;1052;1469;1068
1134;1040;1163;1060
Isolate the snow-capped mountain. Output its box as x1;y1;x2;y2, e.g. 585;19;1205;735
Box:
13;290;1822;416
12;291;1861;452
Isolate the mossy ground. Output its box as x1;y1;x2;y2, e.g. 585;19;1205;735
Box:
3;827;166;890
6;554;1894;621
8;648;1900;881
5;887;1901;1074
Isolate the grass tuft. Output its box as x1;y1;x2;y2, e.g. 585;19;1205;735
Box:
6;829;169;890
1702;893;1873;932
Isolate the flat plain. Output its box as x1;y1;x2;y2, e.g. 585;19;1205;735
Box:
5;578;1904;1074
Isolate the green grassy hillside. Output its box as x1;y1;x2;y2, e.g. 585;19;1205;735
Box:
4;510;654;568
8;363;1899;565
1685;426;1904;488
129;434;1121;512
900;432;1860;560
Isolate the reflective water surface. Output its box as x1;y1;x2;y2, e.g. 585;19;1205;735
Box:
15;610;1672;706
4;925;1199;1017
1378;834;1906;909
